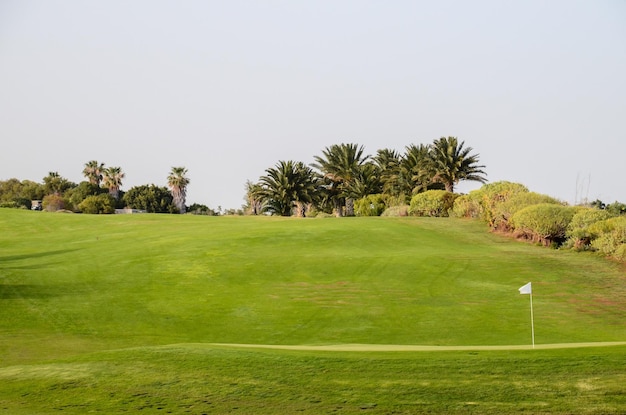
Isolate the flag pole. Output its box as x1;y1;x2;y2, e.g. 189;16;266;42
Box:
518;282;535;348
529;291;535;349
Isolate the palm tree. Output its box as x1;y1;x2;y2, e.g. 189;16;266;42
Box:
259;161;318;217
311;143;369;216
82;160;105;186
102;167;125;200
374;149;405;199
343;162;382;201
429;137;487;192
244;180;265;215
167;167;190;213
403;144;438;195
43;171;74;195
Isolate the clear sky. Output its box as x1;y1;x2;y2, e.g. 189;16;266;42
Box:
1;1;625;210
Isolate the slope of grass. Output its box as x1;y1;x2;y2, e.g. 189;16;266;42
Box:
1;209;625;413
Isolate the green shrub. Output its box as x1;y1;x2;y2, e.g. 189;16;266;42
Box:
510;203;578;246
451;193;481;218
0;201;20;209
566;208;614;249
590;216;626;260
606;201;626;216
480;182;530;226
382;194;408;208
381;205;409;217
354;194;386;216
614;244;626;261
78;194;116;214
492;192;561;231
408;190;458;217
42;194;66;212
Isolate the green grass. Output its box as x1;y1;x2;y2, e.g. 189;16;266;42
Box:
1;209;625;413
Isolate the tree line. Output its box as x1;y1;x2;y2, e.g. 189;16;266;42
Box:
0;163;193;214
246;137;487;217
1;136;486;216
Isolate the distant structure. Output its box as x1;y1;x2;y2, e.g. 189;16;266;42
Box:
115;208;146;214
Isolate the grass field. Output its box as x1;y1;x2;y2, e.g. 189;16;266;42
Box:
1;209;625;413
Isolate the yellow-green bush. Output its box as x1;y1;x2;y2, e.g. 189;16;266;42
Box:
590;216;626;259
42;194;66;212
381;205;409;217
78;194;116;214
409;190;458;217
451;192;481;218
454;182;529;225
510;203;578;246
492;192;561;231
566;208;614;249
355;194;386;216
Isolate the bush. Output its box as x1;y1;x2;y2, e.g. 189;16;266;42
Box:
451;193;481;218
510;204;578;246
78;194;116;214
409;190;458;217
491;192;561;231
614;244;626;261
475;181;529;226
590;216;626;260
0;201;21;209
42;194;66;212
382;194;408;208
381;205;409;217
66;182;107;211
355;194;386;216
566;208;614;249
187;203;218;216
606;202;626;216
123;185;175;213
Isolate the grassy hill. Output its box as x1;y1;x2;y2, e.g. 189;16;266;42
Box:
1;209;625;413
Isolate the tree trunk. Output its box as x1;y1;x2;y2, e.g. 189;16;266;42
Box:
334;198;344;217
295;202;306;218
345;198;355;216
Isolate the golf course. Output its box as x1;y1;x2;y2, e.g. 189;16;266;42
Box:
1;209;625;414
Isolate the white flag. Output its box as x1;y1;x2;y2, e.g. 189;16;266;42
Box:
519;282;532;295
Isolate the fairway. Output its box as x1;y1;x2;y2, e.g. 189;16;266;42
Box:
1;209;625;414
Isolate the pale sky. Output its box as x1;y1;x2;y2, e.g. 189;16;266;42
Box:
1;1;625;210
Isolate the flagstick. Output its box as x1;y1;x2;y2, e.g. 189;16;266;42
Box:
529;292;535;349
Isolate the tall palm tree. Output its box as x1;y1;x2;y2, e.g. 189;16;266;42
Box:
403;144;437;195
102;167;125;200
167;167;190;213
259;160;318;217
244;180;265;215
374;149;405;199
429;137;487;192
82;160;105;186
311;143;369;216
344;162;382;201
43;171;74;195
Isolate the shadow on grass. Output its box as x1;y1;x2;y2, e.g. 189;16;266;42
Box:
0;284;82;299
0;249;79;265
0;249;85;299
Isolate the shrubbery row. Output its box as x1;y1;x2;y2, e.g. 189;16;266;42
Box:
378;181;625;261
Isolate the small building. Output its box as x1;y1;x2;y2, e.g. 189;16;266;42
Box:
115;208;146;214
